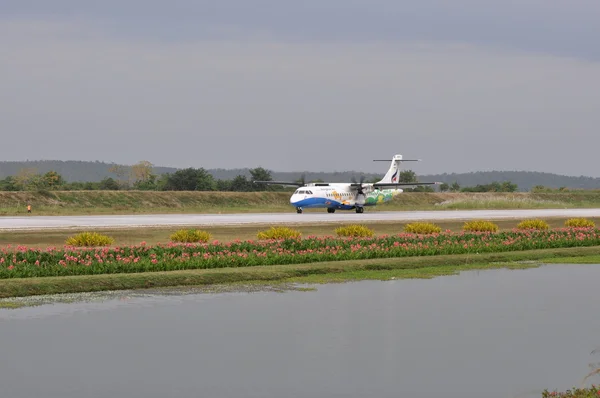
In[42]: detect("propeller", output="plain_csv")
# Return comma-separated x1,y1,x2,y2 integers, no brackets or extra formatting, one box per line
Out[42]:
350,175,368,206
351,175,367,194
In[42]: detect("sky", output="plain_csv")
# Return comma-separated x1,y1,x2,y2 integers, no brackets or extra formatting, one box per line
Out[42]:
1,1,599,176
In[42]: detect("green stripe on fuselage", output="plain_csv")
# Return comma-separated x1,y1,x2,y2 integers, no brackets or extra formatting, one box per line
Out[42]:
364,189,400,206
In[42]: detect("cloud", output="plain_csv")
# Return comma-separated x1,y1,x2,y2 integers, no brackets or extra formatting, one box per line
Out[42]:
2,19,600,176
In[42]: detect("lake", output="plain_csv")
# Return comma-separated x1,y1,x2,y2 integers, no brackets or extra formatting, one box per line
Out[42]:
1,264,600,398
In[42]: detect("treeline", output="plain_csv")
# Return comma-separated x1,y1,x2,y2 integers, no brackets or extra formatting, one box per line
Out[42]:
2,160,600,191
0,162,526,193
0,164,289,192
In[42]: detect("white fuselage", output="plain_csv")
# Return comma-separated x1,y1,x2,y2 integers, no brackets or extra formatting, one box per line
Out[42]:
290,183,402,210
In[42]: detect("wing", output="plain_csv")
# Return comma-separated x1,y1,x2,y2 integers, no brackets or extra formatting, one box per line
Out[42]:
372,182,441,188
253,180,304,187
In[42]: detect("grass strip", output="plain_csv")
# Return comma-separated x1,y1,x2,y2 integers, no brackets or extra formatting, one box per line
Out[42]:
1,245,599,299
3,191,600,216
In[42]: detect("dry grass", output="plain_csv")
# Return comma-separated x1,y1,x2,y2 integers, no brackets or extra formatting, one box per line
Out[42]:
2,191,600,216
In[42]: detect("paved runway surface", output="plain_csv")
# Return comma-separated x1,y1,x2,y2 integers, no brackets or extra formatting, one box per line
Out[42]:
1,209,600,230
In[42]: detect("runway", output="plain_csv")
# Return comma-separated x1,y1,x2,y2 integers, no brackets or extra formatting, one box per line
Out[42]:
1,208,600,231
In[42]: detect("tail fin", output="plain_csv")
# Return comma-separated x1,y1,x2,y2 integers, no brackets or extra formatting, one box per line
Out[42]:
374,154,420,184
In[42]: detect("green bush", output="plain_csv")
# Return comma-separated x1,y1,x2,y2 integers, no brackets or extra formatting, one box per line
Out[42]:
462,220,499,233
170,229,212,243
517,219,549,230
335,224,374,238
65,232,115,247
403,222,442,234
257,226,301,240
565,218,595,228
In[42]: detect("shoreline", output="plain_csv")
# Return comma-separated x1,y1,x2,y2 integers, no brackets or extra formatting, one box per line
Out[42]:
1,246,599,304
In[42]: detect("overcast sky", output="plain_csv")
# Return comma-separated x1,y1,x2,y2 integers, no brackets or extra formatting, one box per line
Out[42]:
1,1,599,176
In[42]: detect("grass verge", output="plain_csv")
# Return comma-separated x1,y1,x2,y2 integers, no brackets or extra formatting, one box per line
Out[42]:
3,191,600,216
1,246,598,300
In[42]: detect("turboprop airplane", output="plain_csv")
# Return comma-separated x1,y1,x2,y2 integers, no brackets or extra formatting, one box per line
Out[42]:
253,154,441,214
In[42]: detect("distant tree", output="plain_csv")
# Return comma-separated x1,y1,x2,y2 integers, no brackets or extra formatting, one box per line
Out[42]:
500,181,518,192
98,177,120,190
439,182,450,192
108,164,130,188
155,174,171,191
230,175,251,191
0,176,19,191
163,168,198,191
216,179,233,191
130,160,155,188
399,170,417,183
460,181,518,193
161,168,216,191
249,167,273,191
195,168,216,191
43,171,64,189
450,181,460,192
14,167,38,190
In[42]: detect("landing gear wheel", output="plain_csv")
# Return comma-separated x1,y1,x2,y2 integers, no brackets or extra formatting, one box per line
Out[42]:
296,207,303,214
327,208,335,213
355,207,364,213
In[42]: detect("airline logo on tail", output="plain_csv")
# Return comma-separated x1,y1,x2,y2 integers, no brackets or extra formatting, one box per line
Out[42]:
391,169,398,183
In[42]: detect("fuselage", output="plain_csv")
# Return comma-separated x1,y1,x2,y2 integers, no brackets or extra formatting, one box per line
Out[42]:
290,183,402,210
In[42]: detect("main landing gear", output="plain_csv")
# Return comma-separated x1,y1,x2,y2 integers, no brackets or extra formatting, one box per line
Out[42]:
327,208,336,213
355,207,364,213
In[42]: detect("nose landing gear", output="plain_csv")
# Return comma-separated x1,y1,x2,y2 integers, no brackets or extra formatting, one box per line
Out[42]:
296,207,303,214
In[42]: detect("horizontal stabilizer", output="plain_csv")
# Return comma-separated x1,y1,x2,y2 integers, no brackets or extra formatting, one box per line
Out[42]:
373,181,441,188
373,159,421,162
253,180,304,187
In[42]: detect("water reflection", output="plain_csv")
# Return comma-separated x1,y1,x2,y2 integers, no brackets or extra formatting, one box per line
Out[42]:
1,264,600,398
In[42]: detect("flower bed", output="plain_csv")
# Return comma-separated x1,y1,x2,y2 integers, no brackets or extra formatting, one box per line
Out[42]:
542,385,599,397
1,228,600,279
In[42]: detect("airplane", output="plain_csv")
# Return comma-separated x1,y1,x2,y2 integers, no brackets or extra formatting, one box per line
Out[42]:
253,154,441,214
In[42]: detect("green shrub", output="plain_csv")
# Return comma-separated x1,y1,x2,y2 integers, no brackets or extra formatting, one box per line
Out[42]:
565,218,595,228
335,224,374,238
257,226,301,240
65,232,115,247
403,222,442,234
170,229,212,243
517,219,550,230
462,220,499,233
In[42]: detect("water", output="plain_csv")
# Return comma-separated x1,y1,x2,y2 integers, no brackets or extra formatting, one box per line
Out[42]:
1,264,600,398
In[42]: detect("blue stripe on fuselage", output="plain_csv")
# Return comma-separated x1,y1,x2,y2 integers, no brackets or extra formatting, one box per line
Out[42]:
290,197,354,210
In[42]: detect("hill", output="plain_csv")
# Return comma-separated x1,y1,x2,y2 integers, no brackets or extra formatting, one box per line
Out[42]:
1,160,599,191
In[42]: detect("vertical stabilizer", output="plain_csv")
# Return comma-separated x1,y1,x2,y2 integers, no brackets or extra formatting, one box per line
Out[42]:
374,154,420,184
